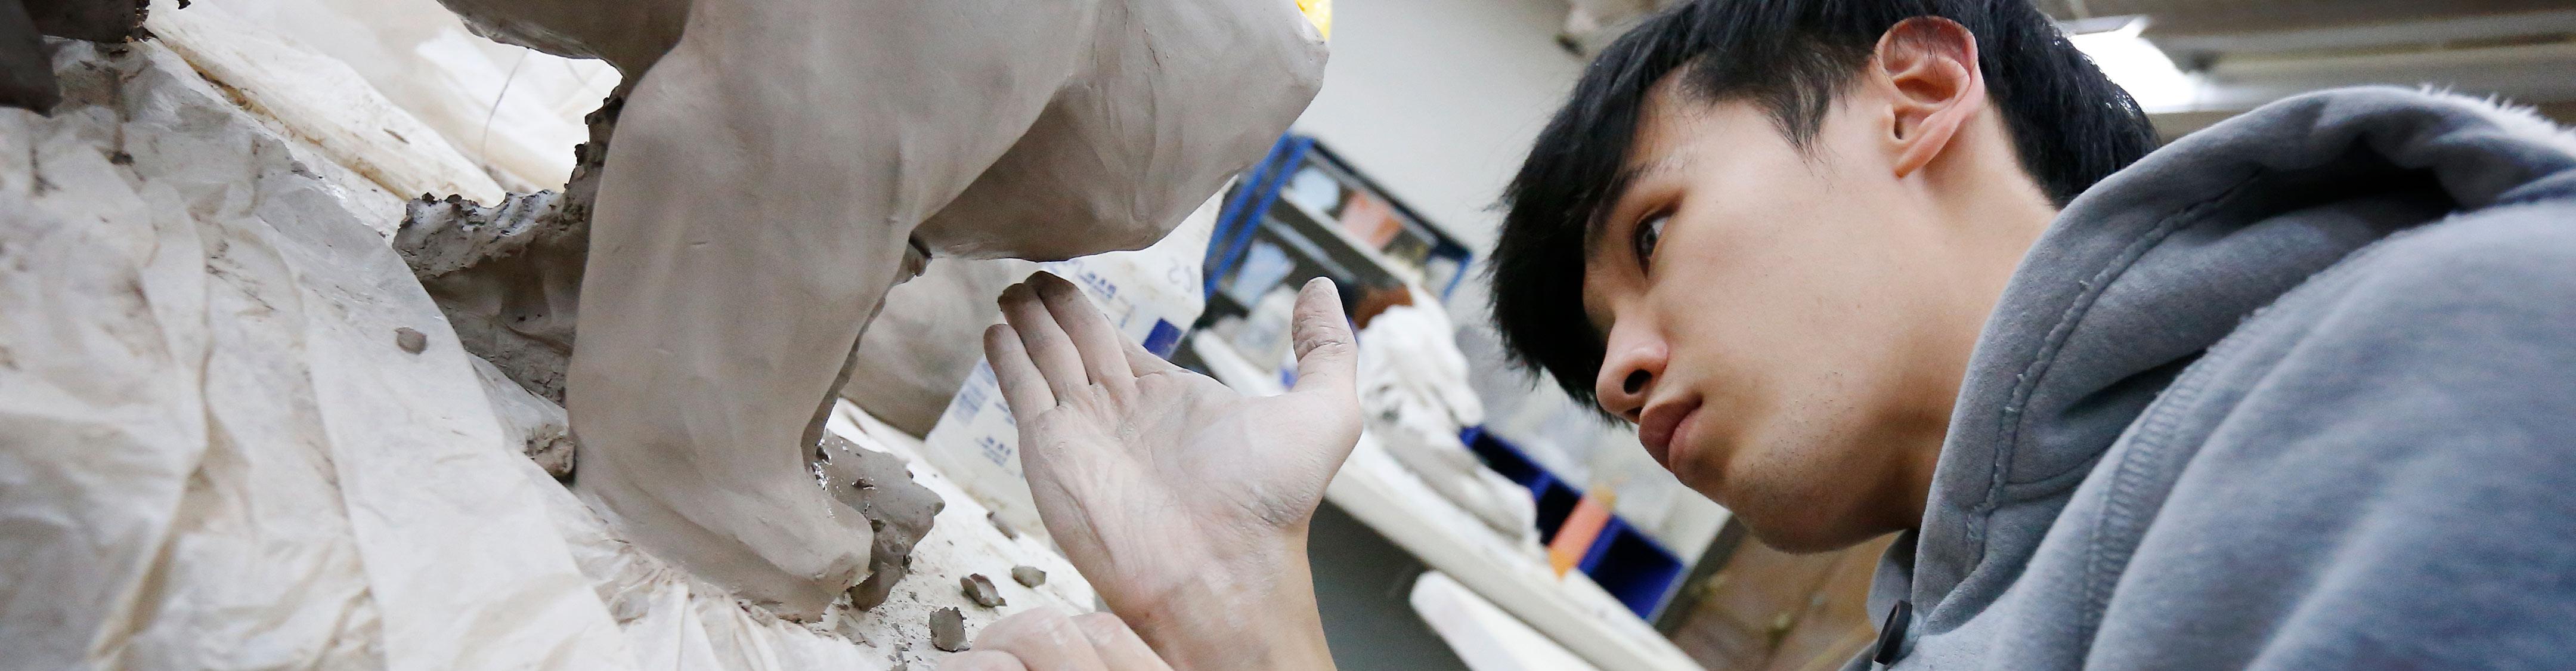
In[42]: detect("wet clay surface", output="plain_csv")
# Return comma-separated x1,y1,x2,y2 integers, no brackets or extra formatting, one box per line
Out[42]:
396,94,621,402
819,434,945,610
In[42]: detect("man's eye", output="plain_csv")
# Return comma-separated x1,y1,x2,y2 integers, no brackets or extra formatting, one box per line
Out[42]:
1633,214,1666,270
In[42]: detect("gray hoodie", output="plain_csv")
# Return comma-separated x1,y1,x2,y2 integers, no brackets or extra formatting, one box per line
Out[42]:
1858,86,2576,669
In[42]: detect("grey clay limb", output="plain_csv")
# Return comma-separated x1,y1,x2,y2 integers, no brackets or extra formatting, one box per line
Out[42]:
915,0,1326,259
561,0,1103,619
426,0,1322,621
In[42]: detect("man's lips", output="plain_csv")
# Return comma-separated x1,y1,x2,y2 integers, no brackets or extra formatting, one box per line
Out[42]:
1636,396,1701,469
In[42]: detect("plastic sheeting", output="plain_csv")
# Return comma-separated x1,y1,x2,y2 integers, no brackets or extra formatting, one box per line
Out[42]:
188,0,618,191
0,33,1098,670
0,39,633,669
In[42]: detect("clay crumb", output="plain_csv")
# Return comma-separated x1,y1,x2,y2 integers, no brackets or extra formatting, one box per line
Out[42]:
1010,565,1046,587
960,574,1006,608
987,511,1017,539
394,327,428,354
929,607,968,651
109,151,133,165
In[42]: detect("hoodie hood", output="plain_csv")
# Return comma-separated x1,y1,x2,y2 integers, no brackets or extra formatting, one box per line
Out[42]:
1898,85,2576,630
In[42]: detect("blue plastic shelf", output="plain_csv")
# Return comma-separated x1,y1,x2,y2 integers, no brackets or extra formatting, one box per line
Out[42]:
1459,427,1686,618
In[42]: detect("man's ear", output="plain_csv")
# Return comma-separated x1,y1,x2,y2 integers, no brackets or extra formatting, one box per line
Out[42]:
1871,17,1985,180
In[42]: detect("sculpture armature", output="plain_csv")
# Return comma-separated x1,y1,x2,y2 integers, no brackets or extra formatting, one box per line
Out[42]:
423,0,1326,619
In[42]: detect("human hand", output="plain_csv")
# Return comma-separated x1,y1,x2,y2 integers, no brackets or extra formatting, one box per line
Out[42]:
984,272,1358,669
939,609,1174,671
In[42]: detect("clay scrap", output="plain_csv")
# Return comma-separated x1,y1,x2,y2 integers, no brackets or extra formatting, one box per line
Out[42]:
929,607,968,652
819,433,946,610
394,327,429,354
1010,565,1046,588
959,574,1005,608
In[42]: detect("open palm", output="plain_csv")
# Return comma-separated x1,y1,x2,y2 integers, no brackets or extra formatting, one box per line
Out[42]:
984,273,1357,669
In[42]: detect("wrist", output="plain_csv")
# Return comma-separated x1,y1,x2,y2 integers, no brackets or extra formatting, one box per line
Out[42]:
1122,533,1333,669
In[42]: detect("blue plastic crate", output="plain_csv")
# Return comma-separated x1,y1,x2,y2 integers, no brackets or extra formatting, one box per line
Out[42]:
1459,426,1687,618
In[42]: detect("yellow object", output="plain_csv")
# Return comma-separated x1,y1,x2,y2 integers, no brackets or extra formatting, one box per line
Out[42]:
1297,0,1332,39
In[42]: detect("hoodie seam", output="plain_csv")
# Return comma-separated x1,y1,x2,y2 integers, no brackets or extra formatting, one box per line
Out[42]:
1967,174,2262,574
2076,348,2212,642
2069,205,2451,658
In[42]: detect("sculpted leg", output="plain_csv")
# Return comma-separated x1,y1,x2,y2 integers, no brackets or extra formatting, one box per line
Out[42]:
914,0,1327,259
562,0,1100,617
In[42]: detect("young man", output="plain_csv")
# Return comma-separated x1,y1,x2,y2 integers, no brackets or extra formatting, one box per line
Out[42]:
953,0,2576,668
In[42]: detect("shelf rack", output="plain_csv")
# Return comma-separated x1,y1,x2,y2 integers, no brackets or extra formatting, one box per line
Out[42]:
1202,135,1478,315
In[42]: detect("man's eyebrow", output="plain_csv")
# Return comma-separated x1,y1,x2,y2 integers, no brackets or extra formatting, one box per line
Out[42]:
1581,155,1684,252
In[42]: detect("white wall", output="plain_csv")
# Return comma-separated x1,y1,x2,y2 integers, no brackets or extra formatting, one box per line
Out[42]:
1291,0,1586,251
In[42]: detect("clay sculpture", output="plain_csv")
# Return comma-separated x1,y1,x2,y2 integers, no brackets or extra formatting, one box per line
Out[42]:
415,0,1325,620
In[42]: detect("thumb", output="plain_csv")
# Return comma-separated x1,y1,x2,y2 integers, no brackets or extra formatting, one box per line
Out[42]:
1286,277,1357,400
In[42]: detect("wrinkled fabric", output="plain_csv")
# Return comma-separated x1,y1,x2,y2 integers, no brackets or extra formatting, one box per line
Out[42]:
0,40,634,670
1862,87,2576,669
0,36,1106,670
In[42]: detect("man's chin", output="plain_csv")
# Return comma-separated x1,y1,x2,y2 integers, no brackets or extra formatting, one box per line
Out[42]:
1719,491,1889,555
1741,516,1880,554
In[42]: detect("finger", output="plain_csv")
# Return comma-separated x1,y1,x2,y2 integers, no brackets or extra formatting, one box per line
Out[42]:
984,324,1056,412
976,608,1110,671
940,651,1032,671
1030,272,1135,400
1116,333,1183,378
1286,277,1358,400
1000,281,1094,403
1071,613,1176,671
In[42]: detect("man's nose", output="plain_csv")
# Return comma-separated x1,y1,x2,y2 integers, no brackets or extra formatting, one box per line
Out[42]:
1594,332,1665,423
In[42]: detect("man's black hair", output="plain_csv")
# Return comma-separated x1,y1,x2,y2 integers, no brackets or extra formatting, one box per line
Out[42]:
1488,0,2156,410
